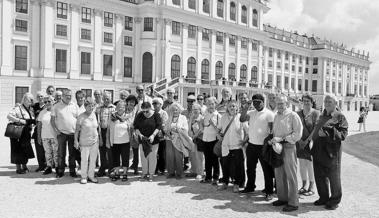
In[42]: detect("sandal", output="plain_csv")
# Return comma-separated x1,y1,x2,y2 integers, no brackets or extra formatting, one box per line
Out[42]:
304,190,315,196
298,188,307,195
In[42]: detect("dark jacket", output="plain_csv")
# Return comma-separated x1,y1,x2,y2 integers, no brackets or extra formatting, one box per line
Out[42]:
262,134,283,168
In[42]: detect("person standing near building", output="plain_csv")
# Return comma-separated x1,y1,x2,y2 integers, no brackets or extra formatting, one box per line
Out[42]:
216,87,233,115
152,97,168,175
267,93,277,112
188,103,205,180
75,90,86,114
96,91,116,177
114,90,129,106
182,95,196,173
240,94,275,201
196,94,207,114
93,90,103,108
33,91,47,172
51,89,79,178
296,94,320,197
163,88,176,111
312,94,348,210
357,107,367,132
54,91,62,104
46,85,55,96
271,95,303,212
74,98,99,184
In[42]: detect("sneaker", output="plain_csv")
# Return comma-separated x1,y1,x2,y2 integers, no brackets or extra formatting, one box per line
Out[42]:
240,188,254,194
217,183,228,191
272,200,288,206
80,178,87,184
185,173,197,178
148,174,153,182
88,178,98,183
43,167,52,175
200,179,211,184
195,175,203,181
282,205,298,212
314,199,327,206
265,194,274,201
232,185,240,193
96,170,106,177
56,172,64,178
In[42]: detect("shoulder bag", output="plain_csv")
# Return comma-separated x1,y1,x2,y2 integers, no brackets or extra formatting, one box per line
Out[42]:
213,115,235,157
4,106,26,139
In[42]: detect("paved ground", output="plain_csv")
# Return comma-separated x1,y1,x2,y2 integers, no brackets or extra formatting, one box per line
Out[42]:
0,111,378,218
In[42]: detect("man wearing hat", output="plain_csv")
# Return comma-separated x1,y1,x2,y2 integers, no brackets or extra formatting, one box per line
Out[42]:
152,97,168,175
181,95,196,174
163,88,176,111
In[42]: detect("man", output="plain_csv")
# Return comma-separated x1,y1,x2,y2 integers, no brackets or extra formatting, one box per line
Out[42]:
271,95,303,212
51,89,80,178
75,90,86,114
46,85,55,96
238,92,253,112
162,88,176,111
55,91,62,103
152,97,168,175
312,94,348,210
240,94,275,201
196,94,207,114
96,91,116,177
33,91,47,172
267,93,277,112
114,90,129,106
93,90,103,108
131,85,153,174
182,95,196,173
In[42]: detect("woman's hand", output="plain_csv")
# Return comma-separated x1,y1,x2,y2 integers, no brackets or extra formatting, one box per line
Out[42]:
318,129,327,137
74,141,79,150
148,135,155,143
19,119,27,125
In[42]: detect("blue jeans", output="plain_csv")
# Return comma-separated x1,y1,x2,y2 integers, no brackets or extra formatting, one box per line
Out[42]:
57,133,77,173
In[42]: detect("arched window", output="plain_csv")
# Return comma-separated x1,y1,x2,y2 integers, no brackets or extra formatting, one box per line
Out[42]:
187,57,196,79
240,64,247,80
252,9,258,27
171,55,181,79
172,0,180,6
215,61,223,80
241,5,247,24
201,59,210,83
142,52,153,83
228,63,236,80
251,66,258,81
230,2,236,21
217,0,224,17
203,0,210,13
188,0,196,9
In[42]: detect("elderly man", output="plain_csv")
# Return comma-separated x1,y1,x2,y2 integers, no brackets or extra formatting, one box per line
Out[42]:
267,93,277,112
46,85,55,96
311,94,348,210
96,91,116,177
162,88,176,111
182,95,196,173
93,90,103,108
51,89,80,178
33,91,47,172
152,97,168,175
114,90,129,106
271,95,303,212
75,90,86,114
55,91,62,103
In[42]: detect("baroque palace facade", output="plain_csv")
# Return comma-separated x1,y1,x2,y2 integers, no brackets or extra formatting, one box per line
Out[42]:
0,0,371,110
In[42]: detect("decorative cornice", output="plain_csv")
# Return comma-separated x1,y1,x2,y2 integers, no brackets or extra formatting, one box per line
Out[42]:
135,17,143,23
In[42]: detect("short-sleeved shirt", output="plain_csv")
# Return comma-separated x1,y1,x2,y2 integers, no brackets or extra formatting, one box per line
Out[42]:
76,112,98,147
51,101,78,134
202,110,222,142
133,112,162,144
37,109,56,139
96,104,116,129
247,108,274,145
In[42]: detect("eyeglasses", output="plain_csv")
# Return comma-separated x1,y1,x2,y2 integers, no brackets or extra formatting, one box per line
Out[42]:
252,100,263,103
152,102,158,105
137,89,144,92
197,98,204,101
44,100,52,104
142,110,149,113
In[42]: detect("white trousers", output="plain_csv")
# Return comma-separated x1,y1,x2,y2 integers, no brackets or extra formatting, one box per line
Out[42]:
80,144,98,179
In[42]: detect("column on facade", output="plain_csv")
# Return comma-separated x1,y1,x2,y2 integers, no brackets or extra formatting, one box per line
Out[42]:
335,61,340,96
0,0,13,75
247,4,252,28
225,0,230,22
235,36,241,81
272,49,277,89
30,0,41,77
224,33,230,79
198,0,203,14
196,27,203,83
69,5,80,79
281,51,285,91
134,17,143,82
93,9,102,80
246,39,252,82
210,29,216,80
258,42,265,86
163,19,172,80
294,55,299,94
236,2,241,25
210,0,215,18
40,0,55,78
181,23,189,78
322,58,327,93
114,14,123,82
156,18,164,80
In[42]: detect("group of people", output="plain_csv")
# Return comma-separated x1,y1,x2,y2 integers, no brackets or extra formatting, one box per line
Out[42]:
7,85,348,212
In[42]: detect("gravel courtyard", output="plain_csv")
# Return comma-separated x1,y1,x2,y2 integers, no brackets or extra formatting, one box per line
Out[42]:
0,111,378,218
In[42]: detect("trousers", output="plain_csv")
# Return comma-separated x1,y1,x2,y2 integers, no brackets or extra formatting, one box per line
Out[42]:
42,138,58,168
165,140,184,176
140,144,158,175
80,144,98,179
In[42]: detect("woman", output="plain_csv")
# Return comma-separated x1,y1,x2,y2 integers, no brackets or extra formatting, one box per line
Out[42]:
37,95,57,175
74,98,99,184
201,97,222,185
33,91,47,172
7,93,36,174
217,100,246,192
358,107,367,132
107,101,133,181
188,103,204,180
296,94,320,196
311,94,348,210
216,87,232,115
133,102,162,182
165,102,191,179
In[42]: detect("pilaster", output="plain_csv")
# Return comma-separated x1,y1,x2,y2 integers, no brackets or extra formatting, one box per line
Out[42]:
114,14,123,82
93,9,103,80
69,5,80,79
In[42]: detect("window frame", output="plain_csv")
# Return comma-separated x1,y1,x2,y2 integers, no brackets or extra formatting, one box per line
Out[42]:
80,28,91,40
16,0,28,14
15,19,28,32
124,36,132,46
55,49,67,73
217,0,224,18
104,12,114,28
56,2,68,19
81,7,91,23
103,54,113,76
124,16,133,31
144,17,154,32
56,24,68,37
230,2,236,21
172,21,181,35
241,5,247,24
188,25,197,39
103,32,113,44
15,86,29,104
123,57,133,77
15,45,27,71
80,52,91,75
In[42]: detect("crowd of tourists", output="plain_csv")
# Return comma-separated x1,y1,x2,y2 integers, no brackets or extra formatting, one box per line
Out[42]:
6,85,348,212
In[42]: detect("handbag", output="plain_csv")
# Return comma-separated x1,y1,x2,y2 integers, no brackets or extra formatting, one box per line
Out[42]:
129,129,139,149
213,115,236,157
4,106,26,139
296,110,314,161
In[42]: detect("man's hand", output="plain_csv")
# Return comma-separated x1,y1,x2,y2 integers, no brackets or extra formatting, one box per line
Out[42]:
74,141,79,150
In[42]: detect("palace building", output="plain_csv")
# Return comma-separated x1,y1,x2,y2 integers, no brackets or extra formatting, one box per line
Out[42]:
0,0,371,110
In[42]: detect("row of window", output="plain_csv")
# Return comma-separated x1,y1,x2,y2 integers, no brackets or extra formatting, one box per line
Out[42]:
172,0,259,27
267,48,316,65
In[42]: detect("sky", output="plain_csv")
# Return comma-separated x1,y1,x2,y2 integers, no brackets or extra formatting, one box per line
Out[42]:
263,0,379,95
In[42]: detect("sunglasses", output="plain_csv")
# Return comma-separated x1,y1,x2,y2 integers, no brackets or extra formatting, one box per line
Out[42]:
197,98,204,101
137,89,144,92
252,100,263,103
142,110,149,113
44,100,52,103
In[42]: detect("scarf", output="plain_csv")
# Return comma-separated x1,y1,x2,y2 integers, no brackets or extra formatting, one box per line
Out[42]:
110,112,127,122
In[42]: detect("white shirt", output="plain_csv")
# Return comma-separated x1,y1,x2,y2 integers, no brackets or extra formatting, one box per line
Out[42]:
218,113,246,156
113,121,130,144
202,110,222,142
37,109,56,139
247,108,275,145
77,104,86,115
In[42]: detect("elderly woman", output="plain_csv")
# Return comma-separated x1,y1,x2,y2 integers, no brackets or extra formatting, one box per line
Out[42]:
217,100,246,192
37,95,57,175
33,91,47,172
133,102,162,182
165,102,191,179
311,94,348,210
152,97,169,175
74,98,99,184
297,94,320,196
107,101,134,182
216,87,232,115
54,90,62,103
188,103,204,180
201,97,222,185
7,93,36,174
